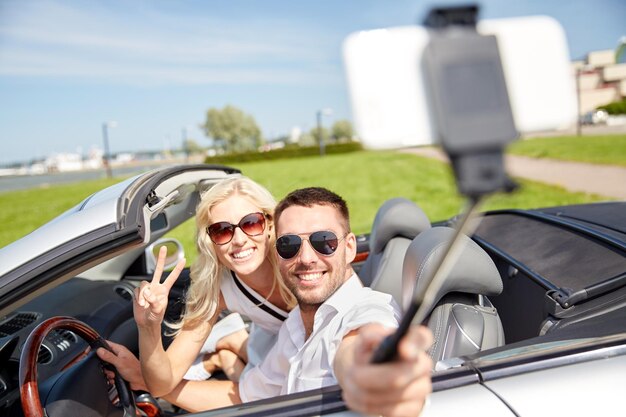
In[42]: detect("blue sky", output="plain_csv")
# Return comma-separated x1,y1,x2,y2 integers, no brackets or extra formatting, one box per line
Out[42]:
0,0,624,165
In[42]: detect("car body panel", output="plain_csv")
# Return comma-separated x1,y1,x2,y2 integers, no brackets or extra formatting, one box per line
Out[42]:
485,354,626,415
423,384,514,417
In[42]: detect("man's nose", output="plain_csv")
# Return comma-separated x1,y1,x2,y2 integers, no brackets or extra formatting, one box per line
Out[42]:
297,239,318,264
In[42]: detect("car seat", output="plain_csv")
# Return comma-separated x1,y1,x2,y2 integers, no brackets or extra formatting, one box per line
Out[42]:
358,197,431,305
402,226,505,364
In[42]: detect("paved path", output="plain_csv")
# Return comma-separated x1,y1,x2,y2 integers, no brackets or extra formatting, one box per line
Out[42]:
401,147,626,200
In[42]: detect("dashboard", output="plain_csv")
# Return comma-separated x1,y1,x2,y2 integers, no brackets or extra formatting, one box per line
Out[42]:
0,277,138,414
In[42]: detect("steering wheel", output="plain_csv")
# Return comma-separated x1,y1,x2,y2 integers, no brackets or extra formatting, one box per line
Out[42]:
19,316,137,417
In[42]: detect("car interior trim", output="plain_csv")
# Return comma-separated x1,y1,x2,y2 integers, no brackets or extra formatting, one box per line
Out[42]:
486,209,626,253
194,384,347,417
119,164,240,231
120,166,241,246
560,272,626,307
479,209,626,308
431,364,481,391
471,236,558,292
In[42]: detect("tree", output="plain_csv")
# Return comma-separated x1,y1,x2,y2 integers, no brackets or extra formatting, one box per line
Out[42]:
331,119,354,142
598,98,626,115
183,138,204,154
202,105,263,152
309,126,330,144
298,131,317,147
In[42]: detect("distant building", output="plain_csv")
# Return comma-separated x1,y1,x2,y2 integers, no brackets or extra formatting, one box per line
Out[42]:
84,147,104,170
45,153,83,172
26,148,106,174
113,153,134,165
289,126,302,144
28,163,46,175
573,49,626,115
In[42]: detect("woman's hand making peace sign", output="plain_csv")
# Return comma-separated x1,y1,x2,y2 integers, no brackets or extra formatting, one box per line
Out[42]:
133,246,187,329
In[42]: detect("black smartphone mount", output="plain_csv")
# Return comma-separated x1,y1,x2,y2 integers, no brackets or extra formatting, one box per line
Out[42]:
424,4,518,198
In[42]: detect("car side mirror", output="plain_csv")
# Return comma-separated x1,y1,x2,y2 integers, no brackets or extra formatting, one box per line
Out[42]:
145,238,185,274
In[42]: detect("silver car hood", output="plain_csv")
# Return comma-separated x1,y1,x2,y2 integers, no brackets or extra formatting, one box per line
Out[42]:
0,164,240,316
0,177,135,278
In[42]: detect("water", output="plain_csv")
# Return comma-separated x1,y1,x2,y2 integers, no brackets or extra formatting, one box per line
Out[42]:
0,166,158,193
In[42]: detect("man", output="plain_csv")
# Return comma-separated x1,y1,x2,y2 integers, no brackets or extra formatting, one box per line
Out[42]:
240,186,433,416
99,187,433,417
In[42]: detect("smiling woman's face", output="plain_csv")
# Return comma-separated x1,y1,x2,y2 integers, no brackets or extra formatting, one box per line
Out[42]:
209,194,272,278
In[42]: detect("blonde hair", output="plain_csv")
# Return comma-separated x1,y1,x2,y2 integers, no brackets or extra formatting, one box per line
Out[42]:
170,176,296,333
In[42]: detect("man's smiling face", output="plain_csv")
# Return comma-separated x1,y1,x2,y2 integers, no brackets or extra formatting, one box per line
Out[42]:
275,203,356,311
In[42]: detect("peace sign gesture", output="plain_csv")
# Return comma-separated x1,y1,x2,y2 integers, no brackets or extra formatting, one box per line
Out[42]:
133,246,187,329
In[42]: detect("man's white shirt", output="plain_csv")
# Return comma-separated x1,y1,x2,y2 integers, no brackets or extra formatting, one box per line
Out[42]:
239,274,401,402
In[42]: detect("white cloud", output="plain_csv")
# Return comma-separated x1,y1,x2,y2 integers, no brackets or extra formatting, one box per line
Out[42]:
0,45,341,86
0,0,342,85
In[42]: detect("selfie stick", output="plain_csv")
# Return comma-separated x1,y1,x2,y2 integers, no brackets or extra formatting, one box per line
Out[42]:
372,4,518,364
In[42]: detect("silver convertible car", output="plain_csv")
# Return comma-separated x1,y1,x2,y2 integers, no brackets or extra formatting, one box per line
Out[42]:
1,164,625,417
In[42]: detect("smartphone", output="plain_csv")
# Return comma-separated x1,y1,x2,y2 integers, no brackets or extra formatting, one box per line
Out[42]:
343,16,577,150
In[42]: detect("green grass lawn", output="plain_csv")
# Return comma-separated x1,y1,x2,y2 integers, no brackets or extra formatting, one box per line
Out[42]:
163,151,607,264
508,134,626,166
0,151,608,265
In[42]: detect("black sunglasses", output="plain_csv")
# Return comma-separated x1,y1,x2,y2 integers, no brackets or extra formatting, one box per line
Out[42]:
207,212,267,245
275,230,346,260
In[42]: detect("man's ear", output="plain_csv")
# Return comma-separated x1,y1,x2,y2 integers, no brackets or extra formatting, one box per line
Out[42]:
344,232,357,264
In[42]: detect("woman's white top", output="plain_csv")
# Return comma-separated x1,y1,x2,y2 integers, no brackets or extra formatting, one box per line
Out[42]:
220,269,289,368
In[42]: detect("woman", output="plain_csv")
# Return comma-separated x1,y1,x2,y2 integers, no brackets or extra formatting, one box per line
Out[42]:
133,176,296,396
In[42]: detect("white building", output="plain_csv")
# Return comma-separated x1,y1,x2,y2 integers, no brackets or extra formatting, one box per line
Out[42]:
573,49,626,115
45,153,83,172
83,147,104,170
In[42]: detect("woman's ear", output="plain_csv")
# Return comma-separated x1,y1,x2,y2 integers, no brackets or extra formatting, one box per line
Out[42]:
267,214,274,229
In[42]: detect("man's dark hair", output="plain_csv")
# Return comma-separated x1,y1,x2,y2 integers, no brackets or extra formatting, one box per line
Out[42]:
275,187,350,232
